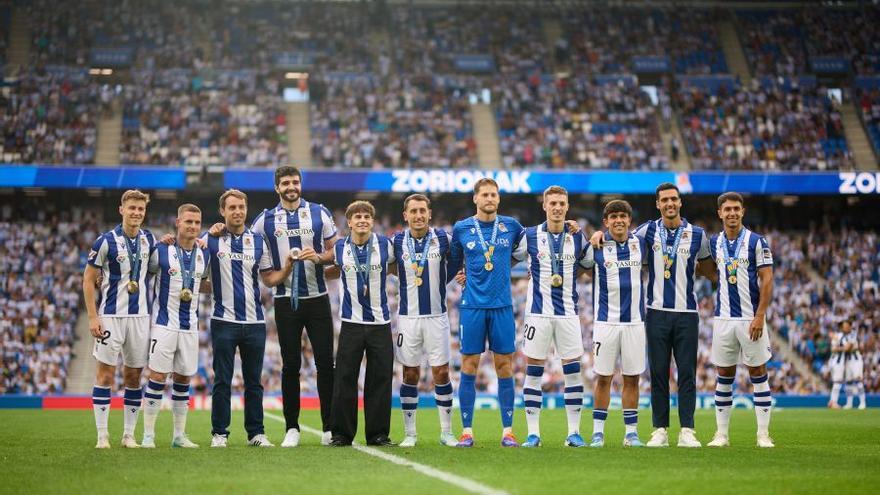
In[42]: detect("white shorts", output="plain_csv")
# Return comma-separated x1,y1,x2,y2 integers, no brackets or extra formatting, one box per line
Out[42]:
831,356,864,382
592,321,646,376
147,326,199,376
521,315,584,361
395,315,451,368
711,319,772,368
93,316,150,369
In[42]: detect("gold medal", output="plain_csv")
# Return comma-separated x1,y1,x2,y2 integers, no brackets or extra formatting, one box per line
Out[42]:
663,255,672,268
664,270,671,279
484,262,494,271
550,274,563,288
414,277,423,287
180,288,193,302
728,275,737,285
127,280,139,294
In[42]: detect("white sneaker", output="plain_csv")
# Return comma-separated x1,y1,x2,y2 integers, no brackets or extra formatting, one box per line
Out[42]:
399,435,418,448
439,431,459,447
248,434,275,447
121,434,140,448
171,434,199,448
210,434,228,448
281,428,300,448
95,433,110,449
858,403,867,410
707,431,729,447
843,403,853,410
141,434,156,449
646,428,669,447
677,428,702,448
321,431,332,446
757,432,775,448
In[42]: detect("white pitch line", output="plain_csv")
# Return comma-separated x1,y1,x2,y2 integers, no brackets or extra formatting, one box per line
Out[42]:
264,412,508,495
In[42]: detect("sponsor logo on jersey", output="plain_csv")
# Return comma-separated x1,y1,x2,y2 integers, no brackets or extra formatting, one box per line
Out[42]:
275,228,314,238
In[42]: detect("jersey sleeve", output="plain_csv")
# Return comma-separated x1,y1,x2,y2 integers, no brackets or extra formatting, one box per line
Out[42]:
697,229,712,260
510,219,525,250
447,224,463,276
639,236,649,264
579,244,595,269
332,240,344,267
259,238,274,272
511,230,528,262
385,237,396,264
200,248,211,279
320,205,337,240
88,235,108,268
633,221,650,240
148,248,160,274
755,236,774,267
144,229,157,253
250,210,267,236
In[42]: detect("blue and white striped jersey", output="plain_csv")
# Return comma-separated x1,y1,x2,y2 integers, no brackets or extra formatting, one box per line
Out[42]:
831,331,861,362
512,223,590,317
392,228,452,317
149,243,210,331
204,229,273,324
88,225,156,317
711,228,773,320
581,232,647,323
251,199,336,299
333,234,395,325
634,218,711,313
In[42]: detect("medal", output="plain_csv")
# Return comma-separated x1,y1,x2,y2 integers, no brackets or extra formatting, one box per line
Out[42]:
175,244,197,304
719,228,746,286
123,229,142,295
545,227,566,290
472,216,499,275
551,274,563,287
664,270,671,279
405,228,433,290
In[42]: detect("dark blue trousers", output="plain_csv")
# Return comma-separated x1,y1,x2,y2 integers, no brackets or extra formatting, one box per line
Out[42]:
646,309,699,429
210,319,266,439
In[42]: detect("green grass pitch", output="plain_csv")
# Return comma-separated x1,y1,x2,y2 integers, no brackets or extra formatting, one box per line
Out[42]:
2,408,878,494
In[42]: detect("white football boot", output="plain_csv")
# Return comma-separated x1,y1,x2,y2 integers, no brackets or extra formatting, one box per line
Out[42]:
756,432,775,448
120,434,140,448
399,435,418,448
707,431,729,447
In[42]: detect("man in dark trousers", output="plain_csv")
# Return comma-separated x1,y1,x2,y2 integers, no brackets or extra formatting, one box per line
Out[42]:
323,201,396,447
212,167,338,446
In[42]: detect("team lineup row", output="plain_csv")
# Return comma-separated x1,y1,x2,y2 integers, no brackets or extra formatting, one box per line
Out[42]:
83,165,830,450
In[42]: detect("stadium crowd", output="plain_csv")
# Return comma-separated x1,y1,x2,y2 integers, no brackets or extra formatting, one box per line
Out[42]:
676,81,853,171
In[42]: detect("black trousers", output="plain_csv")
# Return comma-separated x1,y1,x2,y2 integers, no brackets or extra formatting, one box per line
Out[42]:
210,319,266,439
646,308,699,429
331,321,393,443
274,295,335,432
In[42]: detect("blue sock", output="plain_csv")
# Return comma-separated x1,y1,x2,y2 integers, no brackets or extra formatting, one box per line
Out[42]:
498,377,515,428
459,372,476,429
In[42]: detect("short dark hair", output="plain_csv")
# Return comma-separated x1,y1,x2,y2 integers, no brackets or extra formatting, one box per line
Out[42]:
473,178,499,195
345,200,375,220
717,191,744,209
403,194,431,211
274,166,302,186
655,182,680,200
603,199,633,219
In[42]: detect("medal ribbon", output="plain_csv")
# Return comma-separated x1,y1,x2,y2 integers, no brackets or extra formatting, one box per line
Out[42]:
347,235,373,295
721,228,746,277
658,220,685,269
175,244,196,292
406,228,433,281
545,226,565,279
124,230,142,284
472,216,499,267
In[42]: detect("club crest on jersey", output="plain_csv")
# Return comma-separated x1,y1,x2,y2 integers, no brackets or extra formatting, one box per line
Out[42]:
168,267,180,277
466,241,476,250
653,244,661,251
604,261,614,269
116,254,127,263
244,237,252,246
537,251,548,260
300,210,309,218
682,231,689,239
498,223,508,232
274,229,285,238
630,241,639,250
217,251,228,259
